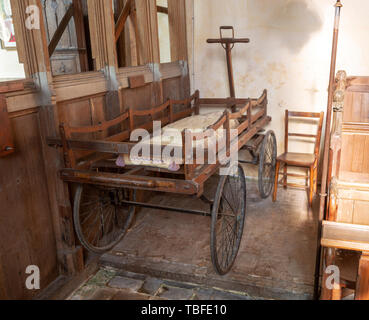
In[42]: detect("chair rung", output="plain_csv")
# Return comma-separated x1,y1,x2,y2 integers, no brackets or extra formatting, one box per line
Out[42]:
288,133,317,138
278,182,308,190
277,172,309,179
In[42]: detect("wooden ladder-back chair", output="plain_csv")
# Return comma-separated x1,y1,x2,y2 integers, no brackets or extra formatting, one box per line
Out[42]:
273,110,324,207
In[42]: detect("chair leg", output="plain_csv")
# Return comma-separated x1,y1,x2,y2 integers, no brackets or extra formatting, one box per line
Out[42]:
309,166,314,207
306,168,309,187
283,164,288,189
273,161,281,202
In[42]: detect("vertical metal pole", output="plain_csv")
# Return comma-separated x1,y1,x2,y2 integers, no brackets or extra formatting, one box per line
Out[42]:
314,0,343,300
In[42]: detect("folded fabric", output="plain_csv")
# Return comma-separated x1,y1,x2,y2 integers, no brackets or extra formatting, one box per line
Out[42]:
116,111,239,171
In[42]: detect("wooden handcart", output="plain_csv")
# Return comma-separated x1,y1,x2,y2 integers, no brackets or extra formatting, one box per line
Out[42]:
48,90,276,275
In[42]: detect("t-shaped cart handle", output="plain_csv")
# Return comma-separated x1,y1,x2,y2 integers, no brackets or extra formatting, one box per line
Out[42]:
207,26,250,101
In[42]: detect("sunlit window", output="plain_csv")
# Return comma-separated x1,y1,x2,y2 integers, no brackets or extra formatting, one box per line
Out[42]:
0,0,25,82
157,0,171,63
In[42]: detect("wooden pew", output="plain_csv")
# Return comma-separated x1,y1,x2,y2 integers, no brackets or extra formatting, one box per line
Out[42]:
321,221,369,300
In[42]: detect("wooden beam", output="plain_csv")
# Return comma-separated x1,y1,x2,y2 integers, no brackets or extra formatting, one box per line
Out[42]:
48,4,74,57
115,0,132,43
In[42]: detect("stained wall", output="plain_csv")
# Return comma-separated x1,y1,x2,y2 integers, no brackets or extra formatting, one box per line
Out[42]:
187,0,369,177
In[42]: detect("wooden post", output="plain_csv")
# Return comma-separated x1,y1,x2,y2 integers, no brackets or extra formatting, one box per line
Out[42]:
355,252,369,300
168,0,188,61
135,0,160,64
315,0,343,300
320,247,337,300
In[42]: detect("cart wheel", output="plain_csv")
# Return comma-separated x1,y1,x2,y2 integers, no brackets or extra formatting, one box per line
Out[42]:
73,184,135,254
210,164,246,275
258,131,277,199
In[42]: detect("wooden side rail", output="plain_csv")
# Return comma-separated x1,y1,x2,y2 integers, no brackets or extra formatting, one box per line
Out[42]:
60,168,199,195
129,100,173,129
321,221,369,252
198,89,267,108
64,111,130,134
49,91,269,175
59,110,131,168
130,91,200,129
288,111,323,119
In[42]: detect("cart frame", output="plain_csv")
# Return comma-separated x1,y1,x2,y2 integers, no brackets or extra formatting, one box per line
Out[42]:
48,89,275,275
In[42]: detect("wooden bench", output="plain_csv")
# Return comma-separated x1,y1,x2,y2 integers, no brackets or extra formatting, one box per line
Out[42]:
321,221,369,300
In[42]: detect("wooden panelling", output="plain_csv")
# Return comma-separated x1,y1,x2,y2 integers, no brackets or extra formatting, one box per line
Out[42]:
343,91,369,123
57,94,110,162
335,185,369,226
1,0,191,301
58,94,107,126
120,82,163,112
162,75,190,101
336,199,354,224
0,111,58,299
340,133,369,176
353,201,369,226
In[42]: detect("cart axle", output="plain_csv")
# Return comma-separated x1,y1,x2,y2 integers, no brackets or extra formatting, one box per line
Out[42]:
121,200,235,218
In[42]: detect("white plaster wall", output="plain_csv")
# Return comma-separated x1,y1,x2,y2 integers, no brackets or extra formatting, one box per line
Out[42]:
0,46,25,80
187,0,369,177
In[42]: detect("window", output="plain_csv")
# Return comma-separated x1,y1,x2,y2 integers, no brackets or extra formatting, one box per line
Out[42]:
0,0,25,82
156,0,171,63
113,0,141,68
42,0,94,76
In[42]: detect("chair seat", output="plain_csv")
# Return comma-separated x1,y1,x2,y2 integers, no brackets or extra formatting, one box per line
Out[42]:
277,152,316,167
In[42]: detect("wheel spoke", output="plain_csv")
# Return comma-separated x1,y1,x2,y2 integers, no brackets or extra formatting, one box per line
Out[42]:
212,165,246,274
259,132,276,198
75,186,135,253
